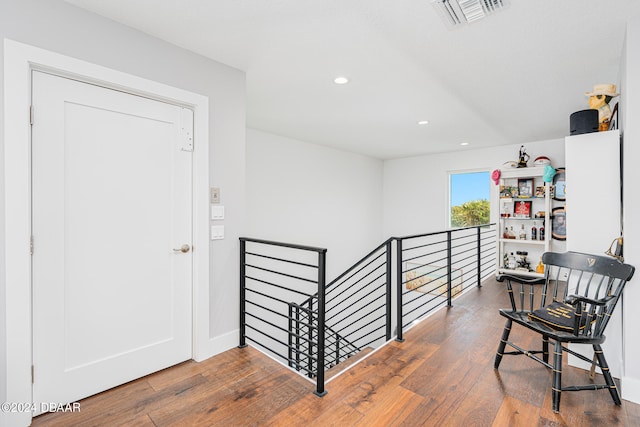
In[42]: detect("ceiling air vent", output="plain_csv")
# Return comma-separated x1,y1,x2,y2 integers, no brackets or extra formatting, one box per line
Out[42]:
432,0,509,28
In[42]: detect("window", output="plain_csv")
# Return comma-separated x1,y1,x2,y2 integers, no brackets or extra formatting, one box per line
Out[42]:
449,171,490,228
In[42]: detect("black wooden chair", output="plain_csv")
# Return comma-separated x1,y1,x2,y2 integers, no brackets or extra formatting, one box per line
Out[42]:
494,251,635,413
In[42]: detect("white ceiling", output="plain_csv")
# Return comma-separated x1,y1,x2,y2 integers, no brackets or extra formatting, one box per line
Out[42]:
66,0,640,159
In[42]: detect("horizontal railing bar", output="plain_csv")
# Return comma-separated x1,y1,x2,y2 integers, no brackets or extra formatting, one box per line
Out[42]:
480,246,495,255
240,237,327,253
245,311,305,339
245,299,290,320
246,275,315,297
326,251,387,295
451,245,477,257
246,264,319,285
245,251,319,269
334,302,386,334
397,223,495,242
344,319,387,343
452,256,479,272
402,270,449,294
326,259,387,301
402,238,448,254
245,324,301,353
326,240,391,289
353,333,387,350
480,258,496,266
327,280,387,320
402,291,445,314
403,299,448,327
246,287,297,307
402,253,449,272
326,271,386,314
402,288,446,313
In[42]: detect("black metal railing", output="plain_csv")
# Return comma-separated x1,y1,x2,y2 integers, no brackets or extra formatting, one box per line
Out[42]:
395,224,497,341
239,237,328,396
239,223,496,396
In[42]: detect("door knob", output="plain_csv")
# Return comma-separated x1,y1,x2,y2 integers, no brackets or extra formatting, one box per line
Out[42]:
173,244,191,253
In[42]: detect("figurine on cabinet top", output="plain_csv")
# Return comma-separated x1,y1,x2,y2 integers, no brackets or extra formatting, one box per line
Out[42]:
585,83,619,131
517,145,529,168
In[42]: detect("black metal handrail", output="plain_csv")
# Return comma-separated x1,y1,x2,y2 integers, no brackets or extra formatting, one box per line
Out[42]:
395,225,497,341
239,237,328,396
239,224,497,397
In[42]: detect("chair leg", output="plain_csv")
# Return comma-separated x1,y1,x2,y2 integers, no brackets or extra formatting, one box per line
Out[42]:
594,344,622,406
552,340,563,413
542,336,549,363
495,319,512,369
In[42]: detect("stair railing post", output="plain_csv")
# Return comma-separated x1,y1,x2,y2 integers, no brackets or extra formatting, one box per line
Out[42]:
239,238,247,348
307,301,314,378
447,231,453,307
295,304,301,371
314,250,328,397
477,226,482,288
396,238,405,342
287,303,293,368
385,240,392,341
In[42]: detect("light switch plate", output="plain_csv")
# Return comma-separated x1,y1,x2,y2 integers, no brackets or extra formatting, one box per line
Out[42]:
211,225,224,240
211,205,225,220
210,187,220,204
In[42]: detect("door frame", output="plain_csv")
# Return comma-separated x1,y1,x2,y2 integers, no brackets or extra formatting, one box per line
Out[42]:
4,39,210,426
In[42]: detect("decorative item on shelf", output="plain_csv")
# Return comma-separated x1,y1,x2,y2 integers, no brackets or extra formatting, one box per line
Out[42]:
535,186,545,198
517,145,530,168
513,200,532,218
539,222,545,240
500,185,517,198
491,169,501,185
508,252,516,269
517,178,533,198
531,222,538,240
552,168,566,201
536,258,545,274
551,207,566,241
570,109,599,135
534,211,545,219
502,160,518,169
519,224,527,240
500,202,511,218
543,165,556,183
533,156,551,167
585,83,620,132
515,251,530,271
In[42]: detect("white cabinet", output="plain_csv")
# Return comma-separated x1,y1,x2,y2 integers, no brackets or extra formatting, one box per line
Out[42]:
495,166,551,278
565,130,621,253
565,129,622,377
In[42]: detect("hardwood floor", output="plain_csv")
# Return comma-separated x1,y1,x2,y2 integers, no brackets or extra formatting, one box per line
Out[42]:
32,278,640,426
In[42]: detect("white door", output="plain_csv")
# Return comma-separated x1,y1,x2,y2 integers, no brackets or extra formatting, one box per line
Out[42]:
31,71,193,410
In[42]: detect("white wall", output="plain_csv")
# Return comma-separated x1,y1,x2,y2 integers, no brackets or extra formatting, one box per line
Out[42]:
383,140,566,238
246,129,384,280
621,14,640,404
0,0,245,409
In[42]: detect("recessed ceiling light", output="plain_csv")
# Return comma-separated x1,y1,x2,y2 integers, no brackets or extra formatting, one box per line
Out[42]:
417,120,429,125
334,76,349,85
460,142,469,146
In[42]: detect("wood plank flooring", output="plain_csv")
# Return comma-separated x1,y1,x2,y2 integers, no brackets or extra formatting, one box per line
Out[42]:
32,278,640,426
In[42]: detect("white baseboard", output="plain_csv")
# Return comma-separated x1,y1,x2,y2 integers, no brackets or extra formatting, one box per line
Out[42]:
194,329,239,362
622,376,640,404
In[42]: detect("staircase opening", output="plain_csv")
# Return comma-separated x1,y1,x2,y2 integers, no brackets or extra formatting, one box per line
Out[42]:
239,224,497,396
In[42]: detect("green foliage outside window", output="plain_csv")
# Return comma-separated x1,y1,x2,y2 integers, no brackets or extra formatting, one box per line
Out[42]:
451,199,490,227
